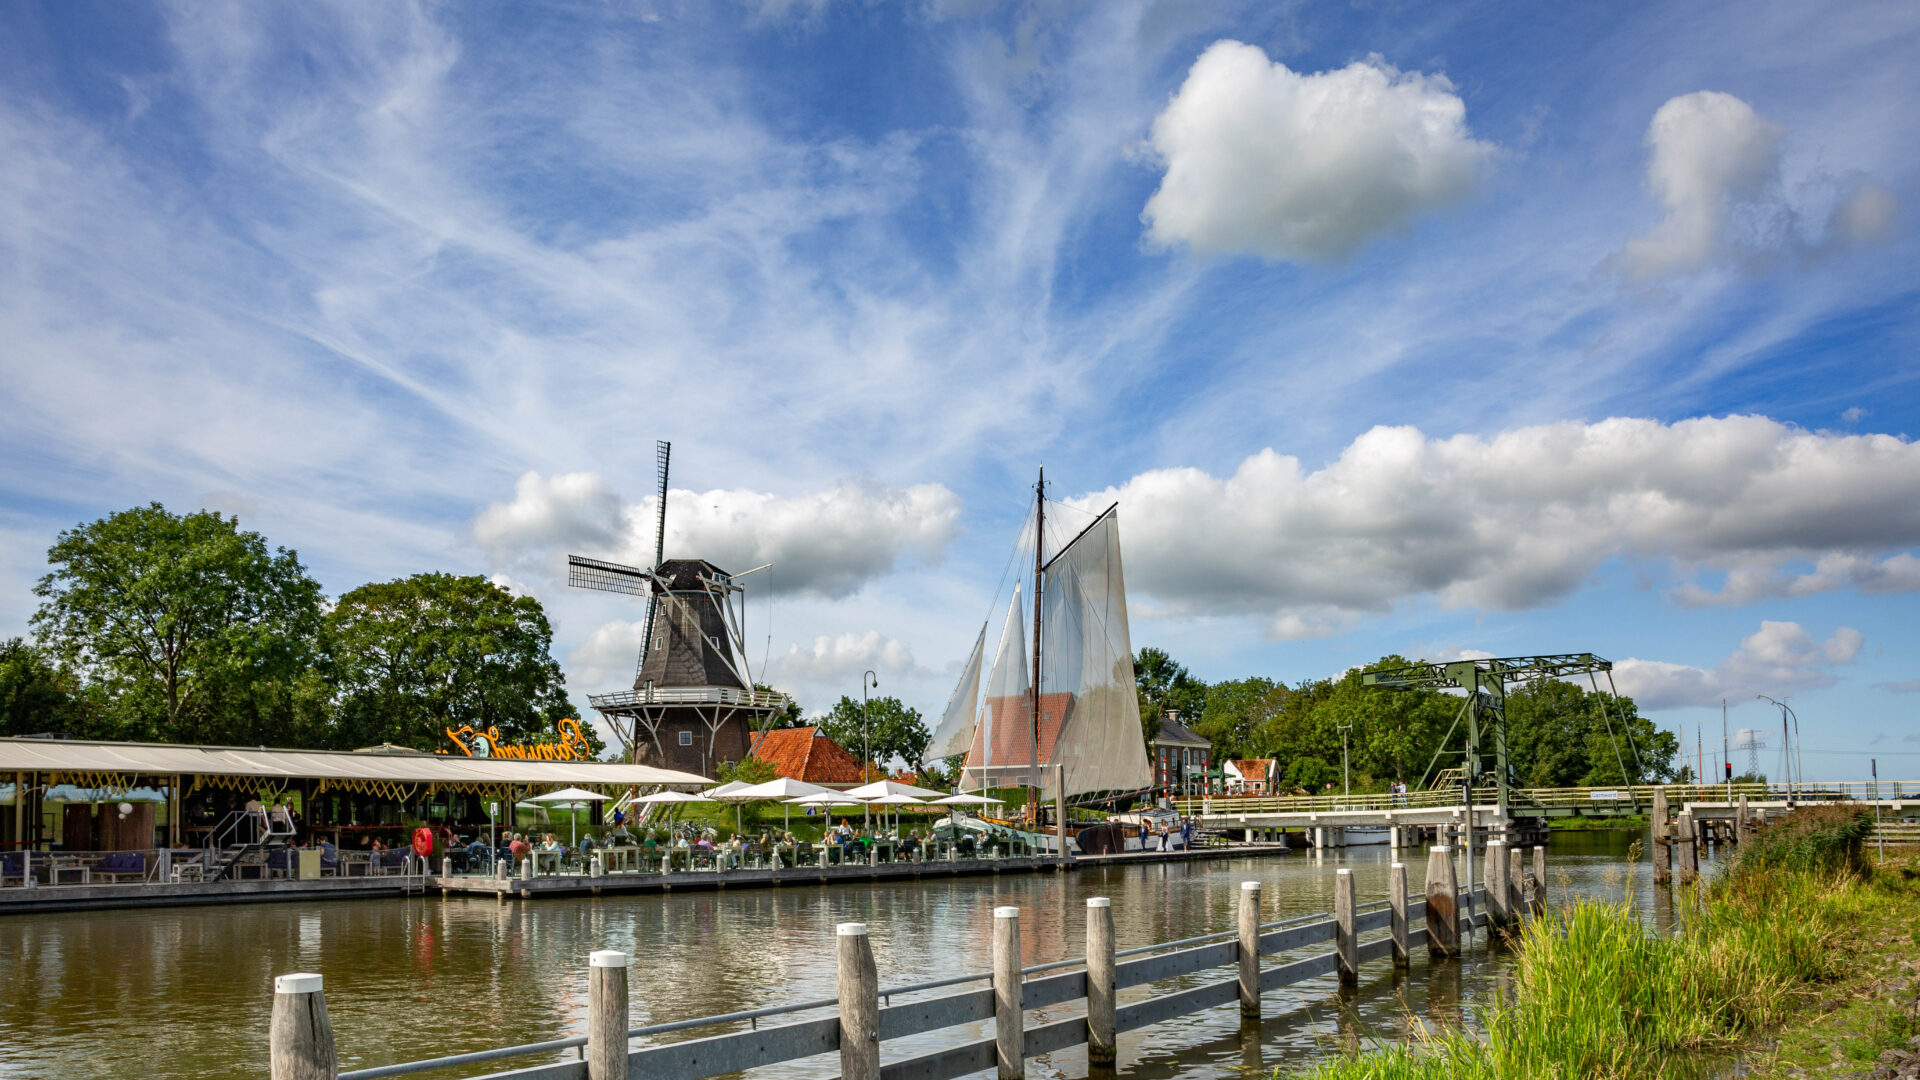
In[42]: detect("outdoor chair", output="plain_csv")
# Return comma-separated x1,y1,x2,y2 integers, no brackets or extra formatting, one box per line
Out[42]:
0,852,24,886
93,851,148,882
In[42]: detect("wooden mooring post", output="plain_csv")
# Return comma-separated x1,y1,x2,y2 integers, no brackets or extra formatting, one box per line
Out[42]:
1676,809,1699,884
1425,845,1459,957
1389,862,1410,969
993,906,1023,1080
1737,793,1751,843
589,950,629,1080
269,973,336,1080
1335,868,1358,985
1507,846,1525,925
1531,844,1547,916
1086,898,1116,1067
1652,786,1671,885
1238,881,1262,1014
837,924,879,1080
1484,840,1509,932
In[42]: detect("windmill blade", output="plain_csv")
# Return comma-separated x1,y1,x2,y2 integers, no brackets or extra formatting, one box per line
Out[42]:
568,555,656,597
640,440,671,680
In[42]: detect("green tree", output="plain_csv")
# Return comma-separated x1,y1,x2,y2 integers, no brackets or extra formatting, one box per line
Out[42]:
1194,677,1285,763
755,683,805,727
0,637,98,738
325,573,583,752
818,695,930,771
1504,680,1675,786
1135,646,1208,744
31,504,323,743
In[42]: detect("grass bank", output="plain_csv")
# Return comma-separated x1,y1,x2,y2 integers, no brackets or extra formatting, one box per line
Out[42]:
1288,806,1915,1079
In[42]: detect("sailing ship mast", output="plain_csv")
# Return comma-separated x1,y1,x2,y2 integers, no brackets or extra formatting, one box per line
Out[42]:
1030,466,1044,815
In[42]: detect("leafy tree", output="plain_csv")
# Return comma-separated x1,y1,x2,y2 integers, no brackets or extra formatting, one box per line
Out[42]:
818,695,930,770
1504,679,1675,786
1194,677,1285,763
31,504,323,743
326,573,584,752
0,637,98,738
1135,646,1207,744
719,756,778,784
755,684,805,727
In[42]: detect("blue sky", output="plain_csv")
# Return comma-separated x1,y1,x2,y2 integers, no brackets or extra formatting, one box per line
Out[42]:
1,1,1917,778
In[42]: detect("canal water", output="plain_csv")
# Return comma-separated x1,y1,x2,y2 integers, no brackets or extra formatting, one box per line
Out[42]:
0,833,1691,1080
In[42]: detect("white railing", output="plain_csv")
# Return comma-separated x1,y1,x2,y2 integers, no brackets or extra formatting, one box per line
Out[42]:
588,686,791,710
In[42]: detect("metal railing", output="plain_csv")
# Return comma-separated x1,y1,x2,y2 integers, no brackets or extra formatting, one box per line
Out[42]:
1182,780,1917,817
587,686,792,710
309,876,1500,1080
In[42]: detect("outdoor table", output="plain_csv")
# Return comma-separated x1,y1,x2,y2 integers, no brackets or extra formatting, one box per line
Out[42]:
50,858,90,885
532,850,563,875
604,847,637,873
666,847,691,872
872,841,895,864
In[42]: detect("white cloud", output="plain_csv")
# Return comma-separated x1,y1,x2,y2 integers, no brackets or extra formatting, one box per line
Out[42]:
1611,620,1862,710
475,474,963,599
1676,552,1920,607
1068,415,1920,636
1731,728,1768,751
1141,42,1492,261
1875,679,1920,694
566,619,646,692
1617,91,1895,278
765,631,923,714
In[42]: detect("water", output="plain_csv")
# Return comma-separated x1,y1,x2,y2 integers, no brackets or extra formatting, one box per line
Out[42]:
0,833,1696,1080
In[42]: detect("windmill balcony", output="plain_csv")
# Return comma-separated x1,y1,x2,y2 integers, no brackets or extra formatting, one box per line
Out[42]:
588,686,792,711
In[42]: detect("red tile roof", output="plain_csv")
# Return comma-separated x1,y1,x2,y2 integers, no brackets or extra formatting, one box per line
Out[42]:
748,726,866,785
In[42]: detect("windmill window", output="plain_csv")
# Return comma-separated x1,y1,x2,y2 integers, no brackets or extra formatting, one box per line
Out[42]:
678,731,693,746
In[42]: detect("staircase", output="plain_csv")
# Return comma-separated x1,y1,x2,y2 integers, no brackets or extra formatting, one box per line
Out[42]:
203,808,297,882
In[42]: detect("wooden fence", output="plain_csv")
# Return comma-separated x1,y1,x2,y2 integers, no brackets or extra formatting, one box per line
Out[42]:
267,841,1553,1080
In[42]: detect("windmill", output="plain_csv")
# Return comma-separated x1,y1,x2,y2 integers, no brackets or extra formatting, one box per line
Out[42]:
567,440,789,775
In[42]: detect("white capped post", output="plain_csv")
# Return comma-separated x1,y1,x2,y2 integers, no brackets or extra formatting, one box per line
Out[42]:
993,906,1024,1080
270,973,336,1080
588,951,630,1080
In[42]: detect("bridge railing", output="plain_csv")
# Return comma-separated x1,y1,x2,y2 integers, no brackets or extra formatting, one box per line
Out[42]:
1183,781,1916,817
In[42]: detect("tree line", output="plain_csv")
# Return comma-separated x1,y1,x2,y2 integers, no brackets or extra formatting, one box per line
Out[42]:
1135,647,1680,792
2,504,588,754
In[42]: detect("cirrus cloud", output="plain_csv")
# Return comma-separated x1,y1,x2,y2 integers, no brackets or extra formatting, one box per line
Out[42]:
1141,42,1493,262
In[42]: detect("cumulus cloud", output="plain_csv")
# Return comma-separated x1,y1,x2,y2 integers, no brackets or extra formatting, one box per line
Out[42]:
1617,91,1895,278
764,631,925,714
1875,679,1920,694
1611,621,1862,710
1141,42,1492,261
1067,415,1920,637
566,619,647,691
475,473,963,598
1676,552,1920,607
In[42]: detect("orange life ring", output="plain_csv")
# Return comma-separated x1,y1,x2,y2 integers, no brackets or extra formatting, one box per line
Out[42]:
411,827,434,858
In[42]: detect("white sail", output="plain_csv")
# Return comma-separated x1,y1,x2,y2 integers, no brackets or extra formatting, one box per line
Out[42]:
1039,507,1152,797
962,584,1029,790
927,622,985,762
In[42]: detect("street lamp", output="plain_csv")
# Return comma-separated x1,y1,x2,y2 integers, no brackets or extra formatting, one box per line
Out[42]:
1338,721,1353,806
1756,695,1798,805
862,670,878,830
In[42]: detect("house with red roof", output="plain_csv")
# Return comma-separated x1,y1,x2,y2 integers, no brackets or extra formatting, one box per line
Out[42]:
747,726,866,786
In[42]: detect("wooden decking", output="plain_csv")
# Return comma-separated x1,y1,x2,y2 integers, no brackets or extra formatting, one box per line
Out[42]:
0,843,1290,915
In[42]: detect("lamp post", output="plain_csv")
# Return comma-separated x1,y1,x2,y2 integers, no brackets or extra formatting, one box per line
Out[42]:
1338,721,1353,807
1757,695,1797,805
862,670,878,831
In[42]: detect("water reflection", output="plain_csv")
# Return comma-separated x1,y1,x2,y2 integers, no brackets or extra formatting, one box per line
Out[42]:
0,833,1665,1079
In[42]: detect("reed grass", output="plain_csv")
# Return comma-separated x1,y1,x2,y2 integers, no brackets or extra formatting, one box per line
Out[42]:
1287,808,1876,1080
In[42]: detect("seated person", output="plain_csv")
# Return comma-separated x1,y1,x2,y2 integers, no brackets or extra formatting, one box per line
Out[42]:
466,837,491,867
898,832,919,856
508,833,531,865
579,832,599,855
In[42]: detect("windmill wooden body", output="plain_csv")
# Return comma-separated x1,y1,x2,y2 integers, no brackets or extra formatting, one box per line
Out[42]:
568,442,788,775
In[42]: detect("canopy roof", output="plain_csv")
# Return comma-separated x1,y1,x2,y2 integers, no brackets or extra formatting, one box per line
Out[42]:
0,738,711,789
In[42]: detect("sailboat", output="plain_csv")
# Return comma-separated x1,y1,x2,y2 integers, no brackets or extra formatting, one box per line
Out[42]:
926,469,1153,818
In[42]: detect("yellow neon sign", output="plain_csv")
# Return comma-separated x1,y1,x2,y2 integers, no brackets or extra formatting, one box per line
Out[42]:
443,718,593,761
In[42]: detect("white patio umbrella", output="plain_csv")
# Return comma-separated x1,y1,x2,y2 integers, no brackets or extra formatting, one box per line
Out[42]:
528,787,611,849
863,792,926,835
787,790,866,837
734,778,835,832
703,780,761,834
629,790,710,833
846,779,947,800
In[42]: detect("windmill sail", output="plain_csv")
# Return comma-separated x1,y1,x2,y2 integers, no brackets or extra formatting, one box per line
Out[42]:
927,622,986,762
1039,507,1151,796
962,585,1030,791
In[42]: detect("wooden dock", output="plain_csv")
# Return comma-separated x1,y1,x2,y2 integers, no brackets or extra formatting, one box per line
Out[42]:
0,844,1290,915
267,843,1534,1080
